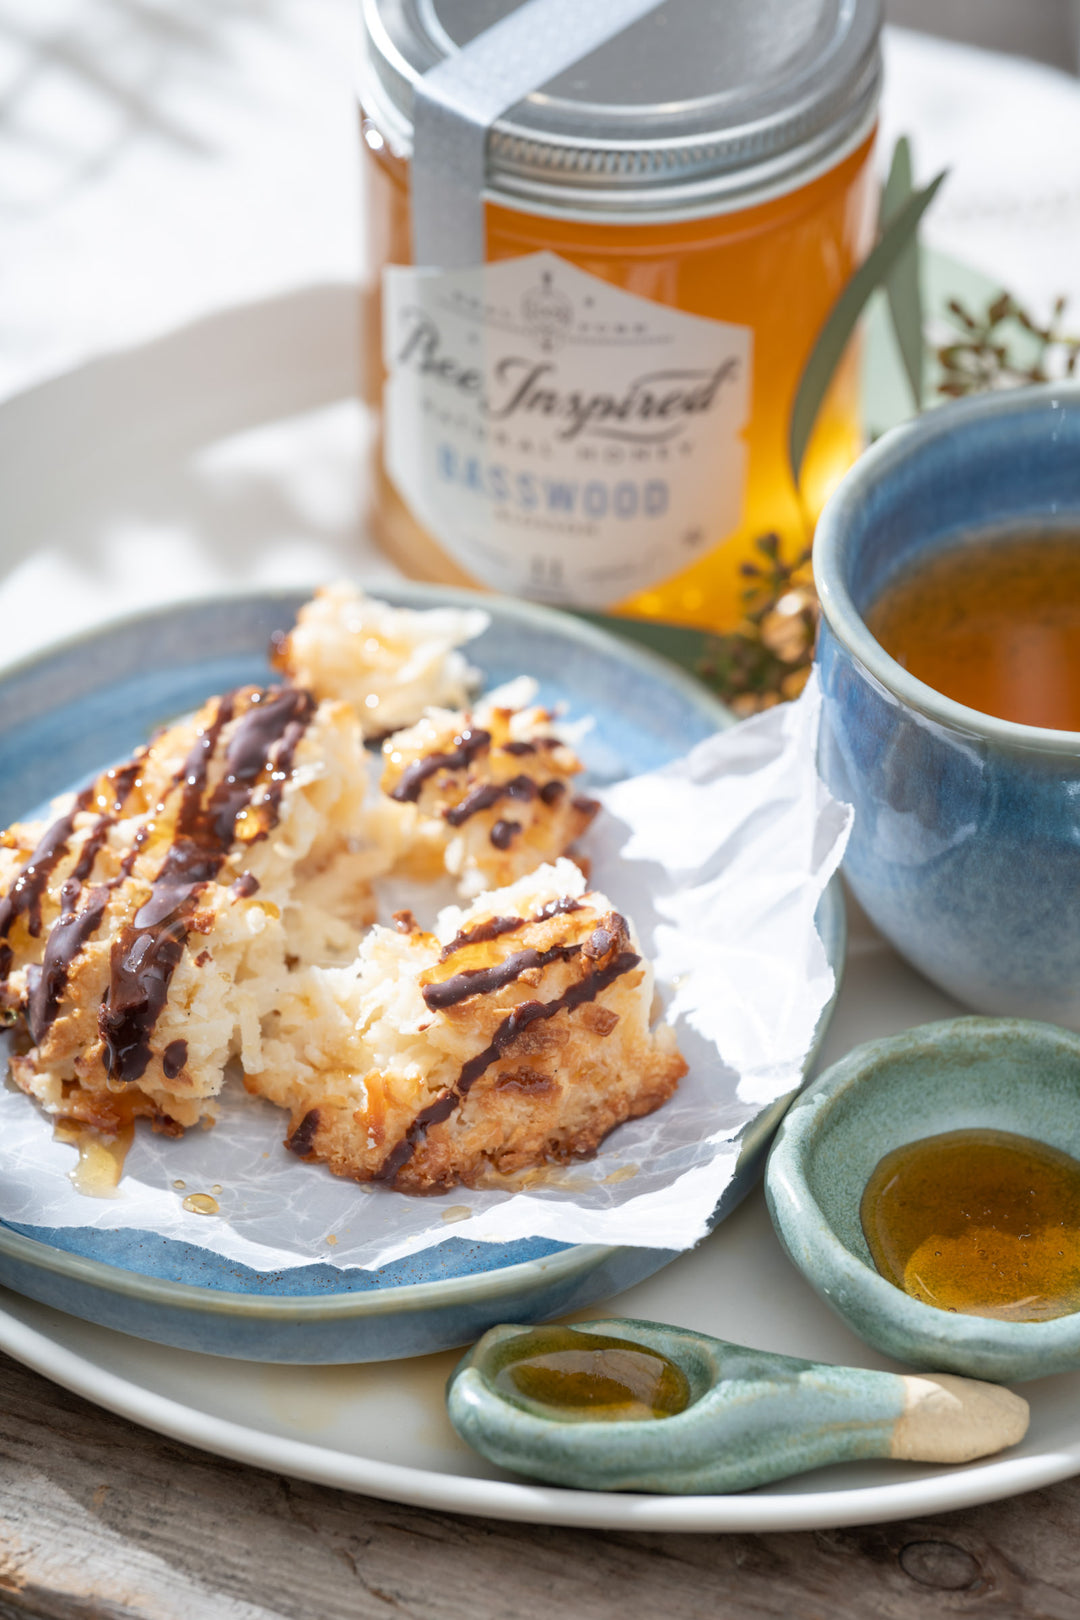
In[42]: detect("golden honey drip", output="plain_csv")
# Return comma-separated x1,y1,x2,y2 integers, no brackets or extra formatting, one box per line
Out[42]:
54,1120,133,1199
860,1128,1080,1323
489,1326,691,1422
182,1192,220,1216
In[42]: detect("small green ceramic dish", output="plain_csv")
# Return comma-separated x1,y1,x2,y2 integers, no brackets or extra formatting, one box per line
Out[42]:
765,1017,1080,1384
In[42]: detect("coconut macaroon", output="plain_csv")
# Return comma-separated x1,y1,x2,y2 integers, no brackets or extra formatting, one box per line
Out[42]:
0,585,684,1197
251,860,686,1193
270,580,488,739
379,680,599,898
0,684,381,1138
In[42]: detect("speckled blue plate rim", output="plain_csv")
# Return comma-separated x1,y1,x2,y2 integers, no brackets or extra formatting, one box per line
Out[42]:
0,581,727,741
0,582,845,1320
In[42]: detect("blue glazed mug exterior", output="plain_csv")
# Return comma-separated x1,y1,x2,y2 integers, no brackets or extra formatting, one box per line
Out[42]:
814,385,1080,1024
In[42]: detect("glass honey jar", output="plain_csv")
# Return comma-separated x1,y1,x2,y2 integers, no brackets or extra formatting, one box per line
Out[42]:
360,0,881,632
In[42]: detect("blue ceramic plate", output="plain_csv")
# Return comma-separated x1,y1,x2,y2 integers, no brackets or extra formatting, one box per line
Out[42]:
0,585,845,1361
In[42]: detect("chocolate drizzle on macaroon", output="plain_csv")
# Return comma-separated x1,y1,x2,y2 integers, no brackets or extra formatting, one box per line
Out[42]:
437,896,583,961
162,1039,188,1080
443,775,537,827
0,788,95,977
98,686,315,1084
500,737,561,758
374,912,639,1184
16,776,151,1042
389,727,491,803
489,819,521,851
421,943,585,1010
27,880,112,1044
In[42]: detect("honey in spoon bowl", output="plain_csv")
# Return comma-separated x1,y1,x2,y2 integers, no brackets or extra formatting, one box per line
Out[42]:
488,1325,691,1422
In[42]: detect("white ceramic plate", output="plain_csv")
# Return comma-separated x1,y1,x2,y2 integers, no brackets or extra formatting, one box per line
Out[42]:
3,253,1070,1528
4,903,1079,1532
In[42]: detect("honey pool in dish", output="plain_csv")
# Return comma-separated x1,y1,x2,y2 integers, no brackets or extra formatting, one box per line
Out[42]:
860,1127,1080,1324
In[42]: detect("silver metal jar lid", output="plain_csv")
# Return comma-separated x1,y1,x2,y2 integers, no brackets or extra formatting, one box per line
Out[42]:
361,0,882,222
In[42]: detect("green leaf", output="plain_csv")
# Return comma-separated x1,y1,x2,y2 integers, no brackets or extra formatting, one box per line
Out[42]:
879,134,912,223
880,136,925,410
563,609,712,677
789,168,947,488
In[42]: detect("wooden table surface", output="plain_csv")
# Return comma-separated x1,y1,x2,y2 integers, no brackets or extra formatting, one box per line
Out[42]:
2,1350,1079,1620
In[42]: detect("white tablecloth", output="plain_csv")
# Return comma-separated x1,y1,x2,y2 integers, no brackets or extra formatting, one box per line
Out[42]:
0,8,1079,649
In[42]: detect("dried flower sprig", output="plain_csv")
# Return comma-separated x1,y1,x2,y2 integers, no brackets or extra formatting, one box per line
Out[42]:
696,535,818,717
936,292,1080,397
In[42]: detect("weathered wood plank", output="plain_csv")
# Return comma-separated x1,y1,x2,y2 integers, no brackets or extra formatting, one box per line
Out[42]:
1,1351,1079,1620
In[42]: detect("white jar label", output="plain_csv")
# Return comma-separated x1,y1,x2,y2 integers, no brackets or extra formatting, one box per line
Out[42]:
382,251,751,607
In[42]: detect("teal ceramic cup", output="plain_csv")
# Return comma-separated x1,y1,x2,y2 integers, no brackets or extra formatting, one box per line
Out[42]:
813,384,1080,1024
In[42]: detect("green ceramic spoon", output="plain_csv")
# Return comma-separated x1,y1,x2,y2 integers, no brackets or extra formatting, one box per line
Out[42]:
446,1319,1029,1494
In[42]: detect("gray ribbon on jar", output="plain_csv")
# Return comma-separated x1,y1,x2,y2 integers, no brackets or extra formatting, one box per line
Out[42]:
411,0,668,270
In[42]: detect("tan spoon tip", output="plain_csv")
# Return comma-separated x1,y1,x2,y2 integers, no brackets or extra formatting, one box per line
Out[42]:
891,1374,1030,1464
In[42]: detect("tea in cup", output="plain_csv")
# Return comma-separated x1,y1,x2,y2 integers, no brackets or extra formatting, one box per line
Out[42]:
814,384,1080,1024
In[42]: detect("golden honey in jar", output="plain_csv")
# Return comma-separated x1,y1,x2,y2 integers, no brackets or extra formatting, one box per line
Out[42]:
359,0,881,631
